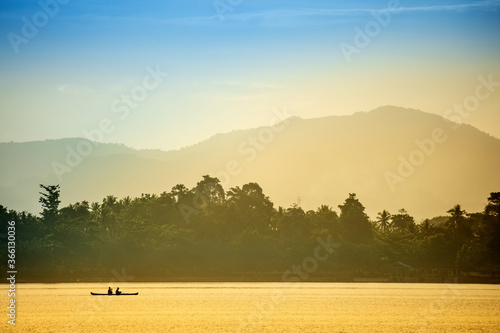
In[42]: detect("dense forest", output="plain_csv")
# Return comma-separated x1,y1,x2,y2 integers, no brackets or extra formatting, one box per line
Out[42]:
1,176,499,282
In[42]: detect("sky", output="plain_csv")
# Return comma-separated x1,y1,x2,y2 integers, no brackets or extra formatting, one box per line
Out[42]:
1,0,499,151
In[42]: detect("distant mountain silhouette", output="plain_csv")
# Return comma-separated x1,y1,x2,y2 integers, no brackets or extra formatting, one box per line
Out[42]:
1,106,499,220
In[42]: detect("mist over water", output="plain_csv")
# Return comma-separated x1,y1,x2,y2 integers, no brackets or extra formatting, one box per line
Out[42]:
2,283,499,332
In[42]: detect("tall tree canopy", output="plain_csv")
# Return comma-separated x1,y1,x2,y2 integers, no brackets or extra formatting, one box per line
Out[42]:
39,184,61,228
338,193,372,243
0,181,498,281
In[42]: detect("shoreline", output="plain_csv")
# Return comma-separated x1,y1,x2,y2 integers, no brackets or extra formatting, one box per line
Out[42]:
2,275,499,284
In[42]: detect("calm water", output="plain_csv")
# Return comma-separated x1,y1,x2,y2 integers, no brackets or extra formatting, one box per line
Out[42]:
1,282,500,332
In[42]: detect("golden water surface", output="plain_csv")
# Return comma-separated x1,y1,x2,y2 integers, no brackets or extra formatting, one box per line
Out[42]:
1,282,500,332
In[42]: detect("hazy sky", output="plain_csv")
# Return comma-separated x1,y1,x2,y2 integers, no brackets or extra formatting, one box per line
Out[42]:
1,0,499,150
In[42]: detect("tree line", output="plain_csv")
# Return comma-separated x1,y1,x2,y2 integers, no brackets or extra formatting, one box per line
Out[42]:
0,176,499,281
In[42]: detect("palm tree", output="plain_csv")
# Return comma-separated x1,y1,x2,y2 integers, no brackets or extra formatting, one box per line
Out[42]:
317,205,333,215
120,196,132,207
226,186,244,204
90,202,101,219
377,210,391,232
447,204,467,278
101,195,118,238
447,204,467,246
102,195,117,208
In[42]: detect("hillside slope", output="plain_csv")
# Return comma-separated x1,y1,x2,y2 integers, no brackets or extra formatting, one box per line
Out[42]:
1,106,499,219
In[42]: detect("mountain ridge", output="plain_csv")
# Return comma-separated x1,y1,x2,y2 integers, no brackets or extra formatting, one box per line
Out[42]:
1,106,499,220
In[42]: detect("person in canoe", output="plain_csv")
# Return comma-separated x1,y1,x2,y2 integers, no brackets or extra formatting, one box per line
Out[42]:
108,287,113,295
116,287,122,295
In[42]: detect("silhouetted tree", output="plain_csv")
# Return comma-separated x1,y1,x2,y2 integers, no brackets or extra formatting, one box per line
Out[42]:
101,195,119,238
171,184,190,203
39,184,61,230
376,210,391,232
418,219,435,237
311,205,340,240
227,183,274,235
483,193,500,266
391,209,416,234
446,204,469,249
3,180,498,281
485,192,500,217
195,175,225,205
338,193,372,243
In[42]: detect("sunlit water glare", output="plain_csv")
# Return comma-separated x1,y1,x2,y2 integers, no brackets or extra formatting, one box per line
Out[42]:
1,282,499,332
